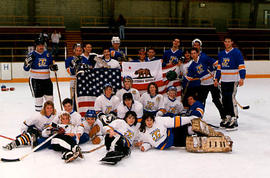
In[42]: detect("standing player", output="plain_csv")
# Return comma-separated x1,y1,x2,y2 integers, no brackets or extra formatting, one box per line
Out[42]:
146,48,159,61
94,83,120,125
214,36,246,130
164,86,184,117
116,76,140,102
117,93,143,122
77,110,103,145
95,47,121,69
3,101,57,150
23,38,58,112
162,38,182,67
81,43,96,68
140,82,165,117
110,36,126,62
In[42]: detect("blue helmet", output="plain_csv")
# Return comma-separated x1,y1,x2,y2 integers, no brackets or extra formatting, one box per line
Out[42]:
85,110,97,118
167,86,177,92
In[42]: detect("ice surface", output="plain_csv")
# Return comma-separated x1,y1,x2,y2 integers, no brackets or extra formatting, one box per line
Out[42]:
0,79,270,178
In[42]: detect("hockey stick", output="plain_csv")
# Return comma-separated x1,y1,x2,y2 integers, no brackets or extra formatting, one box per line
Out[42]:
82,144,105,154
0,133,57,162
0,134,15,141
54,71,63,110
181,81,190,103
236,101,250,110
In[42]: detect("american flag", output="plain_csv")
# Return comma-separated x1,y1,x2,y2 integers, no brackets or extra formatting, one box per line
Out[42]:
76,66,122,117
76,64,181,117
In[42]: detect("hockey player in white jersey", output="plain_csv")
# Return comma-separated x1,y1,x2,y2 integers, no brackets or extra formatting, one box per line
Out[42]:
101,111,140,164
42,111,83,163
137,112,197,151
78,110,103,144
140,82,165,117
117,93,143,122
94,47,121,69
116,76,140,102
94,83,120,125
52,98,82,126
164,86,184,117
3,101,57,150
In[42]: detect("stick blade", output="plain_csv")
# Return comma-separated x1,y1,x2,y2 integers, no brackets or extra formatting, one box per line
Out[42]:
1,158,20,162
243,105,250,110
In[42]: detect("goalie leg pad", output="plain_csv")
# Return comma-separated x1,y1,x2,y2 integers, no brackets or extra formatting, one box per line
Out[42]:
191,118,224,137
186,136,233,153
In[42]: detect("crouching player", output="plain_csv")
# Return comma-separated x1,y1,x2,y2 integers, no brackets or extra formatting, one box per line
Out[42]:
78,110,103,144
42,111,83,163
3,101,57,150
101,111,140,165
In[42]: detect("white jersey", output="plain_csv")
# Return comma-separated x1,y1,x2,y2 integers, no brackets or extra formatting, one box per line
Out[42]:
116,88,140,101
21,112,56,133
180,60,193,76
140,93,165,113
164,97,184,115
53,111,82,126
104,119,140,146
94,58,121,69
94,94,120,114
78,119,103,139
117,100,143,120
42,123,78,137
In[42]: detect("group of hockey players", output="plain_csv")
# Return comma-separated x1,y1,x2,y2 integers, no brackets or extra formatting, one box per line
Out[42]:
2,34,244,164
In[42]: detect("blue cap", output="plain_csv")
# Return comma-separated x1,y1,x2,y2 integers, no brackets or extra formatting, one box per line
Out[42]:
85,110,97,118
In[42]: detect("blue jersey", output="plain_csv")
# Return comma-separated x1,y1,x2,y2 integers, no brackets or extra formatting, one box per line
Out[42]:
162,49,182,67
146,57,160,62
186,101,204,118
65,56,89,76
23,50,53,79
109,48,125,61
216,48,246,82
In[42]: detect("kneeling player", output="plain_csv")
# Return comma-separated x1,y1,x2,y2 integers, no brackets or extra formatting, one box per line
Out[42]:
3,101,57,150
164,86,184,117
43,111,83,163
78,110,103,144
101,111,140,164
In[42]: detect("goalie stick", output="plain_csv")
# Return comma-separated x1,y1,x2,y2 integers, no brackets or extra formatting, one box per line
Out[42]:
0,133,57,162
0,134,15,141
82,144,105,154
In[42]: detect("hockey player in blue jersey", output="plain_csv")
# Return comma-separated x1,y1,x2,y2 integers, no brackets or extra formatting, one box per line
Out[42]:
23,38,58,112
214,36,246,130
162,38,183,67
81,43,97,68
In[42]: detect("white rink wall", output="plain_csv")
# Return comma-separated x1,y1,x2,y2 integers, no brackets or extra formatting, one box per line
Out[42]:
0,61,270,80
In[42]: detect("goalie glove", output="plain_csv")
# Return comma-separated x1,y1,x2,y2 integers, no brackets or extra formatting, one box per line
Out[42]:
49,64,58,71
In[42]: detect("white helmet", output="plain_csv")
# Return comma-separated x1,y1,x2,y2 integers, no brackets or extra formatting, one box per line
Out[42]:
192,38,202,47
111,36,120,44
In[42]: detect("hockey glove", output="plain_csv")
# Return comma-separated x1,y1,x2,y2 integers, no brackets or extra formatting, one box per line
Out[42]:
70,56,81,68
57,127,65,135
49,64,58,71
24,54,35,66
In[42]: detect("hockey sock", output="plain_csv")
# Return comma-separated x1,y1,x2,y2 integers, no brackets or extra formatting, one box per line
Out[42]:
44,95,53,102
16,132,32,146
35,97,43,112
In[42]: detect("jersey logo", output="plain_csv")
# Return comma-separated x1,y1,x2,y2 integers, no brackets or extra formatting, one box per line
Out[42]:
38,58,47,67
47,53,50,58
169,56,177,62
124,129,134,140
196,64,204,74
222,58,230,67
150,128,163,142
110,50,115,57
168,106,176,114
105,106,112,114
145,101,154,110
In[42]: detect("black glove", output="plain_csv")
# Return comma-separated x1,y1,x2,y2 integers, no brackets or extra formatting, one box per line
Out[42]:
24,54,35,66
49,64,58,71
70,56,81,68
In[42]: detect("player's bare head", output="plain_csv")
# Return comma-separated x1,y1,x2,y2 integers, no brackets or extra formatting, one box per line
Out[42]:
124,111,137,126
140,113,155,132
183,49,191,60
147,82,158,96
62,98,73,113
73,43,83,56
224,36,234,49
147,48,156,58
187,95,196,106
173,38,180,48
123,93,134,107
103,83,113,97
41,100,56,116
190,47,199,60
59,111,71,124
35,38,45,53
83,43,92,53
103,47,110,58
123,76,133,89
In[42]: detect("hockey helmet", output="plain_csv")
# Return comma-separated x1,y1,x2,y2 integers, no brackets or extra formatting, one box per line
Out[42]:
192,38,202,47
123,76,133,83
123,92,133,101
167,86,177,92
103,83,113,90
111,36,120,44
85,110,97,118
35,38,45,46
